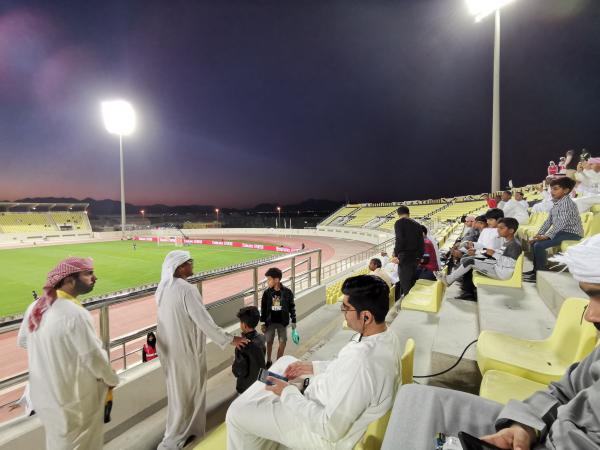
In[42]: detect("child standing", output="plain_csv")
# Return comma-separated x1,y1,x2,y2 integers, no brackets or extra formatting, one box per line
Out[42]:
232,306,266,394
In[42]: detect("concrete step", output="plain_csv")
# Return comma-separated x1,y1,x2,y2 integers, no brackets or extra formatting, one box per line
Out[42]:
477,282,555,340
536,271,586,316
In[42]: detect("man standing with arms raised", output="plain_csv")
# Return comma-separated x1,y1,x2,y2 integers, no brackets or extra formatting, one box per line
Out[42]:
392,206,424,297
156,250,248,450
18,257,119,450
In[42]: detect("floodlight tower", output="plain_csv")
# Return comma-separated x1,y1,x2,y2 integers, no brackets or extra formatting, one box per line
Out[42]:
215,208,220,226
277,206,281,228
101,100,136,239
466,0,516,193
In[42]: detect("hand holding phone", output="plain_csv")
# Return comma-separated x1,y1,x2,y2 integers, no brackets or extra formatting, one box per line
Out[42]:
258,368,288,386
458,432,503,450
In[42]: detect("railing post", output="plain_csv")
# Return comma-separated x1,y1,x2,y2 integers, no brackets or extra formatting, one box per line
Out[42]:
290,257,296,294
253,267,259,307
196,280,203,296
99,305,110,359
122,342,127,370
307,257,312,288
317,249,322,285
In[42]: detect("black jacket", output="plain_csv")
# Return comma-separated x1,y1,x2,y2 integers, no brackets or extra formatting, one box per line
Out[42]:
393,217,425,261
232,330,266,393
260,285,296,327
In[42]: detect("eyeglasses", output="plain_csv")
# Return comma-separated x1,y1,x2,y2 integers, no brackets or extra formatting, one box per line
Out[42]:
340,306,357,314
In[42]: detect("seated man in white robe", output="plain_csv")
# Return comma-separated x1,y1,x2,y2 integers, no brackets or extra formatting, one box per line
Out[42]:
382,235,600,450
369,257,393,288
573,157,600,213
226,275,402,449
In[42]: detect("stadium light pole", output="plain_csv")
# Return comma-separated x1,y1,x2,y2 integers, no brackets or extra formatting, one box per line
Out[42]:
101,100,136,239
277,206,281,228
215,208,220,227
466,0,516,193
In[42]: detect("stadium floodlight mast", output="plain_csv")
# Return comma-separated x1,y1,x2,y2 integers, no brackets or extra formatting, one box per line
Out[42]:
466,0,516,193
101,99,136,239
215,208,220,226
277,206,281,228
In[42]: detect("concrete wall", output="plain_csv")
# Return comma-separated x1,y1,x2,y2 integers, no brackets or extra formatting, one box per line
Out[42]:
0,285,326,450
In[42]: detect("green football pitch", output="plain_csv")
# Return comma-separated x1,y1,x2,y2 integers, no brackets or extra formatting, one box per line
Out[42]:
0,240,278,317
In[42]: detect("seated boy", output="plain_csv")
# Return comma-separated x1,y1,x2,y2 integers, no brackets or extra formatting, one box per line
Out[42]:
232,306,266,394
438,218,522,288
226,275,402,449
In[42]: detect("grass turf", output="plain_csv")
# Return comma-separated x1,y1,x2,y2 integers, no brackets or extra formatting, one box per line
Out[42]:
0,240,277,317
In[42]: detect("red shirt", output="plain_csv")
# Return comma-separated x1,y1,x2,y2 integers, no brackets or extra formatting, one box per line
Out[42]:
548,165,558,175
486,198,497,208
421,239,439,272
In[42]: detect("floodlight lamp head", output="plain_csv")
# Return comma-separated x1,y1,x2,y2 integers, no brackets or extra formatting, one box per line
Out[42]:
101,99,136,136
466,0,515,22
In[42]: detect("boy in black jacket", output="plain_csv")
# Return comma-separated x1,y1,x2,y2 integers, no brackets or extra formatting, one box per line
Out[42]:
232,306,266,394
260,267,296,368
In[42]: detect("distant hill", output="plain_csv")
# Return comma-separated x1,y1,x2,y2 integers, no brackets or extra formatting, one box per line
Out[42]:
13,197,342,215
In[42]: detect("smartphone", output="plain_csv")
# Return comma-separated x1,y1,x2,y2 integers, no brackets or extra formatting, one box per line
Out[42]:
457,432,503,450
257,368,288,386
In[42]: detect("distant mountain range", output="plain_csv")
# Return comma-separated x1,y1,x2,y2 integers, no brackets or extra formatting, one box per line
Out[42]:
12,197,343,216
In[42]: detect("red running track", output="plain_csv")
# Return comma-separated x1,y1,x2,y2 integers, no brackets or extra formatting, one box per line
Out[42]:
0,234,373,420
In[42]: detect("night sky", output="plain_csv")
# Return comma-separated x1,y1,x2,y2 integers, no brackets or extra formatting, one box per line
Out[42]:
1,0,599,208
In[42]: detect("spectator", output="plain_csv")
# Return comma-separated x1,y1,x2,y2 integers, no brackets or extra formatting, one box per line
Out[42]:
564,149,578,178
232,307,266,394
368,258,393,288
438,218,522,291
226,275,402,450
524,177,583,282
380,251,390,267
573,157,600,213
381,235,600,450
392,206,424,297
531,178,555,213
142,332,158,362
417,226,439,281
558,156,567,174
460,215,484,245
17,258,119,450
547,160,559,176
473,209,505,251
260,267,296,368
514,191,529,210
497,190,512,210
460,216,476,240
484,194,497,209
156,251,248,449
500,193,529,225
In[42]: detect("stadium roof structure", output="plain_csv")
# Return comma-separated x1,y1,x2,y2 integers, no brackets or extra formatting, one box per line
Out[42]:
0,202,89,212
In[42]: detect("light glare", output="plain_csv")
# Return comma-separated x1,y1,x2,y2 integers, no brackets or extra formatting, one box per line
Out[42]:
466,0,515,21
101,100,136,136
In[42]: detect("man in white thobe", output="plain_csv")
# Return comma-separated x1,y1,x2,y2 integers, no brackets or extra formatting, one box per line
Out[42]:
156,251,248,450
226,275,402,449
574,157,600,213
18,257,119,450
382,235,600,450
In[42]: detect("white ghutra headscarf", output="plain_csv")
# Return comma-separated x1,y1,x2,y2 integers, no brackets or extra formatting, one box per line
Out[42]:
550,234,600,284
156,250,192,305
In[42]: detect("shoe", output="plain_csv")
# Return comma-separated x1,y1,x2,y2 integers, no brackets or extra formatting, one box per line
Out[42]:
455,293,477,301
523,274,537,283
523,270,535,276
265,361,272,369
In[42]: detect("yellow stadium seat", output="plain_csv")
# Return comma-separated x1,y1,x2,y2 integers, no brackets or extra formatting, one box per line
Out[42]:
560,212,600,251
477,298,597,384
592,204,600,214
401,279,445,313
194,422,226,449
354,338,415,450
479,370,547,405
473,253,523,289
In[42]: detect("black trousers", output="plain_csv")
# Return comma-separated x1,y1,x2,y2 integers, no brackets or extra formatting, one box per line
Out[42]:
397,256,418,297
